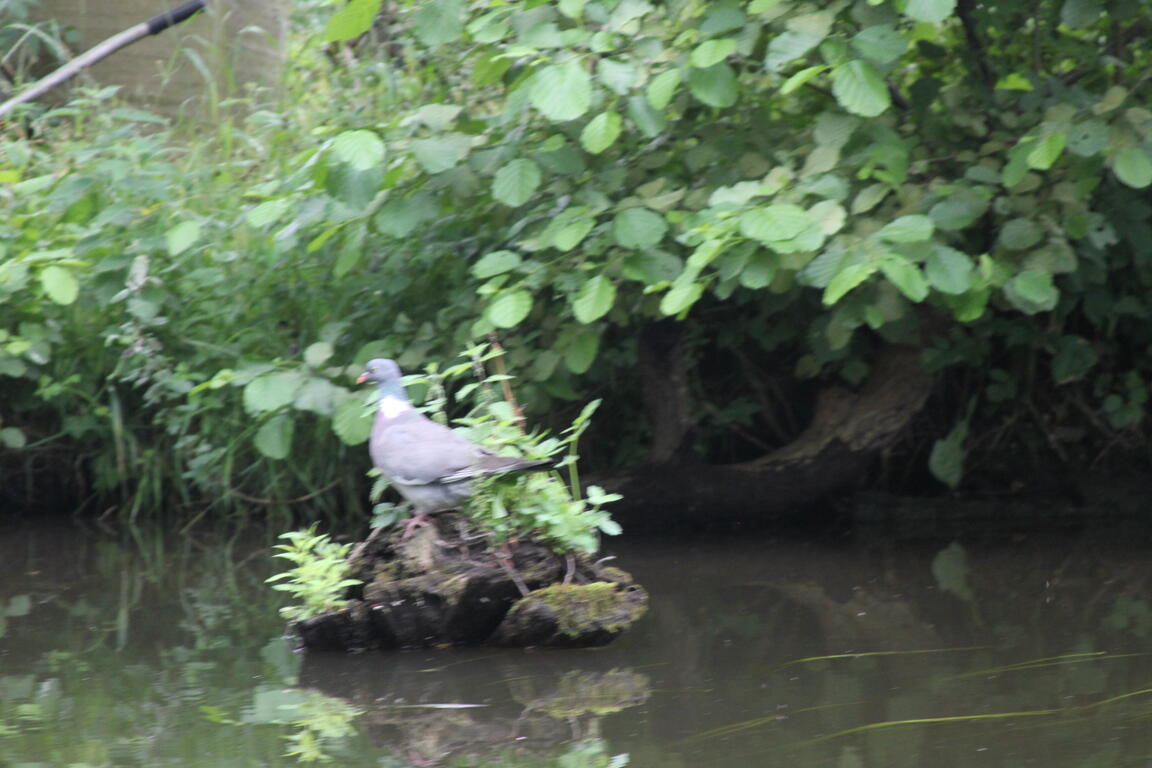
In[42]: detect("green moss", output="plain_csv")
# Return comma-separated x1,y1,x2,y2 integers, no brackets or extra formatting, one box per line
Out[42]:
527,581,637,637
596,565,634,585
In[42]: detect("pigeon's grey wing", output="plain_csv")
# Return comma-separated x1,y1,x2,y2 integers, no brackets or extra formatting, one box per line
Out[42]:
439,455,552,483
371,412,482,485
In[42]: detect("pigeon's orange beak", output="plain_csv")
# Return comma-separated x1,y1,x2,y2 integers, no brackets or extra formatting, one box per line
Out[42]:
356,372,368,384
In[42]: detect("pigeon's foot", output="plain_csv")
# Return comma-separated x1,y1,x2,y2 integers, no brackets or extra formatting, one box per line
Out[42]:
400,512,434,540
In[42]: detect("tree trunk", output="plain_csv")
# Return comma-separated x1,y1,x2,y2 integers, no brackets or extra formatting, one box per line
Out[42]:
599,343,935,528
638,320,698,464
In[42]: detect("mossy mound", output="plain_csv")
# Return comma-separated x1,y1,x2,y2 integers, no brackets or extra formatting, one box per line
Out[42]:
292,513,647,652
489,582,648,647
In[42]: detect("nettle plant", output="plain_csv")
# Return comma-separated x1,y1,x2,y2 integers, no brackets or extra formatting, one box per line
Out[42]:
378,347,623,553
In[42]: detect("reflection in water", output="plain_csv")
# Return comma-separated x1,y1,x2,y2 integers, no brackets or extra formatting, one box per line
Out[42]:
294,650,646,764
0,516,1149,766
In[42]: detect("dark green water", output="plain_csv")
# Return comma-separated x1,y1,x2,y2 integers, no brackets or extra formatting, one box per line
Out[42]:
1,516,1149,767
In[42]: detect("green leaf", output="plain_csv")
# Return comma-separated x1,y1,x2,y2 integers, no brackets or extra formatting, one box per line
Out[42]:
597,58,640,94
1066,120,1108,157
660,274,705,316
1093,85,1127,115
412,0,465,46
247,198,292,228
628,94,667,137
373,194,434,238
530,63,593,122
690,39,737,68
851,25,907,63
304,342,334,367
815,115,861,149
929,187,990,230
877,214,934,243
326,163,381,208
1005,269,1059,314
492,159,542,207
1112,146,1152,189
332,129,386,170
0,427,26,449
333,398,373,445
1026,131,1066,170
739,204,809,242
823,262,876,305
903,0,957,23
558,0,584,19
165,220,201,256
998,218,1043,250
323,0,381,43
487,290,533,328
765,31,823,72
647,69,681,110
1061,0,1103,28
622,250,683,283
572,275,617,323
687,63,738,108
1051,335,1098,384
565,329,600,373
415,103,463,129
542,208,596,251
472,250,521,278
580,111,623,154
924,245,974,294
831,60,891,117
613,208,667,248
879,254,929,301
995,73,1033,91
410,135,469,174
780,65,828,95
244,372,305,416
294,378,340,415
929,421,968,489
947,288,989,322
852,184,889,214
1000,144,1031,188
255,414,294,460
738,251,777,288
39,265,79,305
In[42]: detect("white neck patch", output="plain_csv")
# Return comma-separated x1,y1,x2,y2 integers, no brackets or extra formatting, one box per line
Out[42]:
378,394,412,419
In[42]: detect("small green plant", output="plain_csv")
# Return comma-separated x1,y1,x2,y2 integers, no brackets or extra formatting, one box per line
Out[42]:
266,524,362,621
401,345,623,553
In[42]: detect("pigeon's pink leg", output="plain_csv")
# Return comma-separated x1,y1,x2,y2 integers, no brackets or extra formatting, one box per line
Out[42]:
401,512,433,539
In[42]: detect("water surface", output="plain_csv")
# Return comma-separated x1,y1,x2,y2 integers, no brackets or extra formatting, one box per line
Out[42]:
1,516,1149,766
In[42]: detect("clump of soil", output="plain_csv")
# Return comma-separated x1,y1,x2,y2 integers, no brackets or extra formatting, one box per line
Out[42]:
292,513,647,652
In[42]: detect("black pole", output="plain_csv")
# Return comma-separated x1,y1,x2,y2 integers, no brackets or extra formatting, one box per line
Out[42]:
147,1,208,35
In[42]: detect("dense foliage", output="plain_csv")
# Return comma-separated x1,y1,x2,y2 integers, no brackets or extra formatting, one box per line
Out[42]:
2,0,1151,518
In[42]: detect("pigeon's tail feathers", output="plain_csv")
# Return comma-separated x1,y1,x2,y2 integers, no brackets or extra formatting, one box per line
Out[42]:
440,456,552,483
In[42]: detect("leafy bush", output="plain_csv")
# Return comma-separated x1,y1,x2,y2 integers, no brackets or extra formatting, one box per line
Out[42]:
289,0,1152,483
4,0,1152,520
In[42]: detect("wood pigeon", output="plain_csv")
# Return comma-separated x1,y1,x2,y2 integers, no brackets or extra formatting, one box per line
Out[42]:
357,358,551,536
